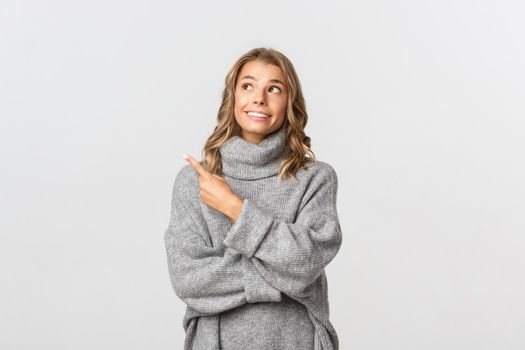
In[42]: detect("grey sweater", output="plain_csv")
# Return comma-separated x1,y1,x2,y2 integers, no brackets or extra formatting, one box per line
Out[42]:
163,126,343,349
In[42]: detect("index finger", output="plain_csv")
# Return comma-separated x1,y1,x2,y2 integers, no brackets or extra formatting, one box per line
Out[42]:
183,153,209,177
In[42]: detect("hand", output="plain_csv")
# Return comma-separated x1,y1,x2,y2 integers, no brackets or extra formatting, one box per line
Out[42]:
183,153,244,223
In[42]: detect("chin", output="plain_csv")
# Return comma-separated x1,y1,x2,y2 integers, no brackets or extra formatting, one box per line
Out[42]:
240,128,263,136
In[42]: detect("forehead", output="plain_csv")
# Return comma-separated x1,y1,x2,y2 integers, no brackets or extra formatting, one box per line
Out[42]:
238,60,286,83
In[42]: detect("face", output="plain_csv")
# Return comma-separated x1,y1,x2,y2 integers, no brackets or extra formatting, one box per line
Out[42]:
233,60,288,144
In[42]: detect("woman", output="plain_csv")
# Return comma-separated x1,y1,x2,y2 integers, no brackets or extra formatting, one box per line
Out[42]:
163,47,343,350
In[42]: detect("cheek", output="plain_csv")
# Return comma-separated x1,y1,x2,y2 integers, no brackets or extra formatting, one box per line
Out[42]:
234,94,247,109
274,98,288,115
234,95,247,118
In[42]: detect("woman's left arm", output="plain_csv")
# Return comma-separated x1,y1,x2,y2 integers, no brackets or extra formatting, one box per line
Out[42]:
222,164,343,298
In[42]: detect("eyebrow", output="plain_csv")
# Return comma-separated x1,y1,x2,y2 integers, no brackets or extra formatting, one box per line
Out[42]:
239,75,286,87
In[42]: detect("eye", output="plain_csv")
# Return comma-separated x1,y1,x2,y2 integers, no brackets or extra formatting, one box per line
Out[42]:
241,83,282,94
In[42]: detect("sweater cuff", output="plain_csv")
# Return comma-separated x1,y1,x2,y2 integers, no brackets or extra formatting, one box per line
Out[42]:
223,199,274,258
242,256,282,303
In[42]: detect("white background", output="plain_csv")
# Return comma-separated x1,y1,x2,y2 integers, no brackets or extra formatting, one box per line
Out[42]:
1,0,524,349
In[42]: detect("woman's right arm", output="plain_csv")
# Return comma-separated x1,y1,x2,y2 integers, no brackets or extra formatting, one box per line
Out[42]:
163,166,282,316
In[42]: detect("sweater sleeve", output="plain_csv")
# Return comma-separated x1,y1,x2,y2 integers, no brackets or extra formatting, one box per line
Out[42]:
163,167,282,315
222,163,343,297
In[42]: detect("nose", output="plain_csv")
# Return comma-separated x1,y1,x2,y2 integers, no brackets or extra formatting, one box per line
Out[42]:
252,90,266,105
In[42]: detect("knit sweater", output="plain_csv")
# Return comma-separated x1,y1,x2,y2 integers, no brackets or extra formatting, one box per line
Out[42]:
163,126,343,349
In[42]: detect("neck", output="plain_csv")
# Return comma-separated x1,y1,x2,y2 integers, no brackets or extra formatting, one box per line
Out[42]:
219,127,291,180
240,130,265,144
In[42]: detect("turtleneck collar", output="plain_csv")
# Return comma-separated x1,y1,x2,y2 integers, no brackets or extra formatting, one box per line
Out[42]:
219,126,291,180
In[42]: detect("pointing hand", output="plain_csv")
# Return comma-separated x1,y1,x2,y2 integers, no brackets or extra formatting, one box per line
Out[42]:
183,153,243,223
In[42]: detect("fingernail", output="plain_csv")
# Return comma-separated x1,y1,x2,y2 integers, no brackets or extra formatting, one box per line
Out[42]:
182,153,188,159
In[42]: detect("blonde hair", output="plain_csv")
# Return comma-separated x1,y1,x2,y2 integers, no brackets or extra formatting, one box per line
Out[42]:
201,47,316,181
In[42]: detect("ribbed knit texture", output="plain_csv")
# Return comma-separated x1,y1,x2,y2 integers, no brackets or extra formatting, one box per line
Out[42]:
164,126,343,349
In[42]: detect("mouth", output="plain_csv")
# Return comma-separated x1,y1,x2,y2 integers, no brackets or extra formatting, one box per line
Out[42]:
245,111,272,121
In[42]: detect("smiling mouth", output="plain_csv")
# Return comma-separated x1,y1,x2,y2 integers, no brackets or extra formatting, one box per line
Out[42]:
245,111,272,119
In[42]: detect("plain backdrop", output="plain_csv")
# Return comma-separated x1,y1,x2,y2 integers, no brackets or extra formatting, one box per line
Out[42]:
1,0,524,349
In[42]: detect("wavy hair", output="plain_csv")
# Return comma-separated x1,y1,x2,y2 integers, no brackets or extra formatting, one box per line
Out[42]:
201,47,316,182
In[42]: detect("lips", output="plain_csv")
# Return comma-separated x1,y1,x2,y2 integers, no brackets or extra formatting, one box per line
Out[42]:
245,111,272,117
245,111,272,122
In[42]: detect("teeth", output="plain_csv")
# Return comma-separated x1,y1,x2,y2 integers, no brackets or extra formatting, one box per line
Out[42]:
247,111,270,118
